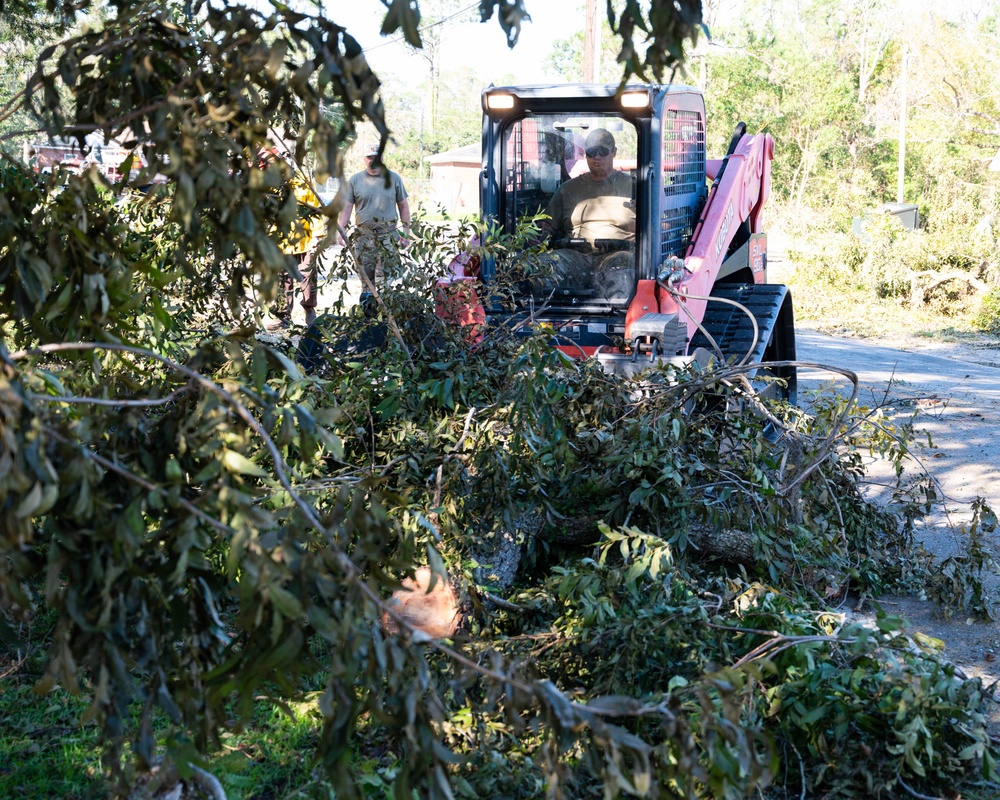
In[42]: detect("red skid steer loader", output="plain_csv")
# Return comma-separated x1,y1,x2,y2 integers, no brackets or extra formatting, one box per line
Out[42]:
437,82,796,401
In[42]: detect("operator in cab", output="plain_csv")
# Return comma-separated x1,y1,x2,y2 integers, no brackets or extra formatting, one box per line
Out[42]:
536,128,636,297
544,128,635,246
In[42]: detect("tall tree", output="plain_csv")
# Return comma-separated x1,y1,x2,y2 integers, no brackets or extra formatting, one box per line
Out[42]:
845,0,897,107
0,7,71,151
402,0,478,135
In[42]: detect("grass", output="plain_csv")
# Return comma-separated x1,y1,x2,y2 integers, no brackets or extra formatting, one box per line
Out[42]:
0,678,105,799
208,697,326,800
0,637,401,800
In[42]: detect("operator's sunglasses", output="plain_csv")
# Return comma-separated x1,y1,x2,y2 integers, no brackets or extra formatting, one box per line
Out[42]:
585,145,612,158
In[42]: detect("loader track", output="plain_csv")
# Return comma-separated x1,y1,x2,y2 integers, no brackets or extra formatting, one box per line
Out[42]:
689,283,796,402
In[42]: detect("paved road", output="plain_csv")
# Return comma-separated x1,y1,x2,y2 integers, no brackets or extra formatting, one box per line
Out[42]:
795,329,1000,513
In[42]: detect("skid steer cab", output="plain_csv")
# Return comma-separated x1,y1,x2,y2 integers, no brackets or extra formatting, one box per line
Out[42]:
438,82,796,402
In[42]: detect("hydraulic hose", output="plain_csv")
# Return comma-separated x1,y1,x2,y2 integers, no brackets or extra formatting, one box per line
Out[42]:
657,274,760,368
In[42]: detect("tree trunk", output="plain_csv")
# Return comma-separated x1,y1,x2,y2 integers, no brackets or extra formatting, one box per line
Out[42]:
549,515,759,565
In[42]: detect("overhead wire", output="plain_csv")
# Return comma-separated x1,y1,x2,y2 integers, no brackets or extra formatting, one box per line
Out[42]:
358,2,481,53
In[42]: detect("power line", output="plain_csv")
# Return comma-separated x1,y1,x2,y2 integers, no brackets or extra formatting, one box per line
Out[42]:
360,2,480,53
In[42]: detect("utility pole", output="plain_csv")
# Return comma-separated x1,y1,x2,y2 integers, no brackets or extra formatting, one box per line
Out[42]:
897,43,907,204
419,101,425,181
583,0,600,81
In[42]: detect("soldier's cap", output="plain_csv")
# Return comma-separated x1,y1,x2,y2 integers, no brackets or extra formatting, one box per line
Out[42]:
584,128,616,152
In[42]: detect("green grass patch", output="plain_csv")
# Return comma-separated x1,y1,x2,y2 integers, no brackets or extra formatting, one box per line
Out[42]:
0,680,104,799
208,696,325,800
0,653,402,800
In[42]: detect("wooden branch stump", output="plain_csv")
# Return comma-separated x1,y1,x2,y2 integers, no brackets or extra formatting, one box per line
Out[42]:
909,270,989,307
383,567,462,639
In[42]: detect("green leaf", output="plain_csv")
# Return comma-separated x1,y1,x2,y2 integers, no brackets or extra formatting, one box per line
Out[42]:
14,482,42,518
43,281,73,322
251,345,268,392
797,703,829,725
175,171,195,229
265,345,302,381
269,581,305,619
585,694,642,715
222,449,268,477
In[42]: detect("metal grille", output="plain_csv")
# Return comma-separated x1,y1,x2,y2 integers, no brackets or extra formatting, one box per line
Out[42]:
662,109,705,197
660,206,693,260
659,108,704,260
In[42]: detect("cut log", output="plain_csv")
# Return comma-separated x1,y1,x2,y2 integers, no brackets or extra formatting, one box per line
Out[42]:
688,523,757,565
381,519,760,641
547,513,601,544
470,509,543,592
545,512,759,565
383,567,462,639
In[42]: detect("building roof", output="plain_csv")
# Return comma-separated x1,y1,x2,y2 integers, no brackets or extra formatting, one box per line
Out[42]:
426,143,480,165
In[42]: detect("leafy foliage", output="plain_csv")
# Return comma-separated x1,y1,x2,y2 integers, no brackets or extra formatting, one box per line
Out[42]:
0,6,67,150
786,206,1000,336
925,498,998,621
1,1,999,799
4,194,998,797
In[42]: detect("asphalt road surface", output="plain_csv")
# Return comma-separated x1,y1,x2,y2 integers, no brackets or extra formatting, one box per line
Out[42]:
795,329,1000,515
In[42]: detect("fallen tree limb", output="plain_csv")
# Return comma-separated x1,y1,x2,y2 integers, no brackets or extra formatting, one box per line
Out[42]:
909,270,990,306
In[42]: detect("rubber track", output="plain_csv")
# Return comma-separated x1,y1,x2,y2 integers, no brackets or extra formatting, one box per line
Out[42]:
690,283,787,370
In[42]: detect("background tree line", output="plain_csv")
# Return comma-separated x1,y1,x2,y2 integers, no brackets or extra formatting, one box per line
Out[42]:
377,0,999,229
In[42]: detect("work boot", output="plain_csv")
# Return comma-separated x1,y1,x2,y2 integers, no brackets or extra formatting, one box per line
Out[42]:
263,315,290,333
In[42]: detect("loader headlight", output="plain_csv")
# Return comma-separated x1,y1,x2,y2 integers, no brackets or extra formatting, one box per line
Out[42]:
620,91,650,109
485,93,516,111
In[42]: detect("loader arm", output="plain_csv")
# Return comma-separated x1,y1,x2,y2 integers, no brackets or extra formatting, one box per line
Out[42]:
660,126,774,343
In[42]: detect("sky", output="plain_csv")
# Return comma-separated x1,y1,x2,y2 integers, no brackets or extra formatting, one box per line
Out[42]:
327,1,585,84
320,0,997,88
